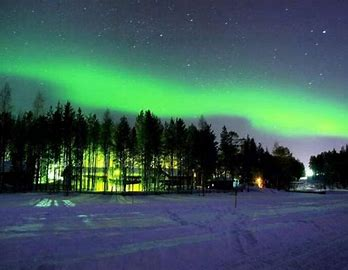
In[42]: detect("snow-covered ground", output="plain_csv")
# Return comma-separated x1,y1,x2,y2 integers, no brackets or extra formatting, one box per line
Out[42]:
0,190,347,270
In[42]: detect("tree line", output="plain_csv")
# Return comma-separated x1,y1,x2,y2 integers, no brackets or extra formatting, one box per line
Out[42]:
310,146,348,188
0,83,305,193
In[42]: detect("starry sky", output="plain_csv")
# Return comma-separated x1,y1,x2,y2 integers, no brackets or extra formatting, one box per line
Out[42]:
0,0,347,174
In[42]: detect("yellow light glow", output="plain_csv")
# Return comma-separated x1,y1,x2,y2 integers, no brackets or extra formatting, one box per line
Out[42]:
255,177,264,188
114,168,121,178
126,183,142,192
95,181,104,192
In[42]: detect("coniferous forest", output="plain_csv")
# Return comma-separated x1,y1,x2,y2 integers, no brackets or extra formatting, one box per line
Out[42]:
1,83,309,193
310,147,348,188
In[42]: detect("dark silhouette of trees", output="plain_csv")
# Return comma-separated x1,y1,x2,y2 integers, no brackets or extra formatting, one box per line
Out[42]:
0,83,13,192
101,110,113,193
197,117,218,195
62,102,75,195
127,127,137,179
184,124,199,193
74,108,88,192
33,113,49,191
219,126,231,180
30,92,50,191
218,126,240,182
24,112,36,191
163,118,176,178
174,118,187,179
115,116,130,192
268,143,305,189
135,110,163,191
86,114,100,191
240,136,258,191
9,114,27,191
310,146,348,188
49,103,63,191
163,118,188,191
0,83,310,193
0,113,12,192
259,149,273,187
0,82,12,113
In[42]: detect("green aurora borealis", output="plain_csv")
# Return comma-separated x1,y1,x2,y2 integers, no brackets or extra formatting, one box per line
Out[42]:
1,49,347,138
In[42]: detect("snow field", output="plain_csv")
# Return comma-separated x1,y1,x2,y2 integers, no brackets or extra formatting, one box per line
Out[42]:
0,190,347,270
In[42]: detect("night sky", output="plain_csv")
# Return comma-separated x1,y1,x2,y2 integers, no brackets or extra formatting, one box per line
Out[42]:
0,0,347,174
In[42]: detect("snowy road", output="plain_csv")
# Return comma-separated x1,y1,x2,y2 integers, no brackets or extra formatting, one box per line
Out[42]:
0,190,347,270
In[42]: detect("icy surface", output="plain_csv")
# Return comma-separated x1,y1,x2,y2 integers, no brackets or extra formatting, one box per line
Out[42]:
0,190,347,270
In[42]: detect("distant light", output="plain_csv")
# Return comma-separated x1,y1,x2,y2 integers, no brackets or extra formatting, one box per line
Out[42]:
306,168,314,177
255,177,264,188
322,30,326,34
